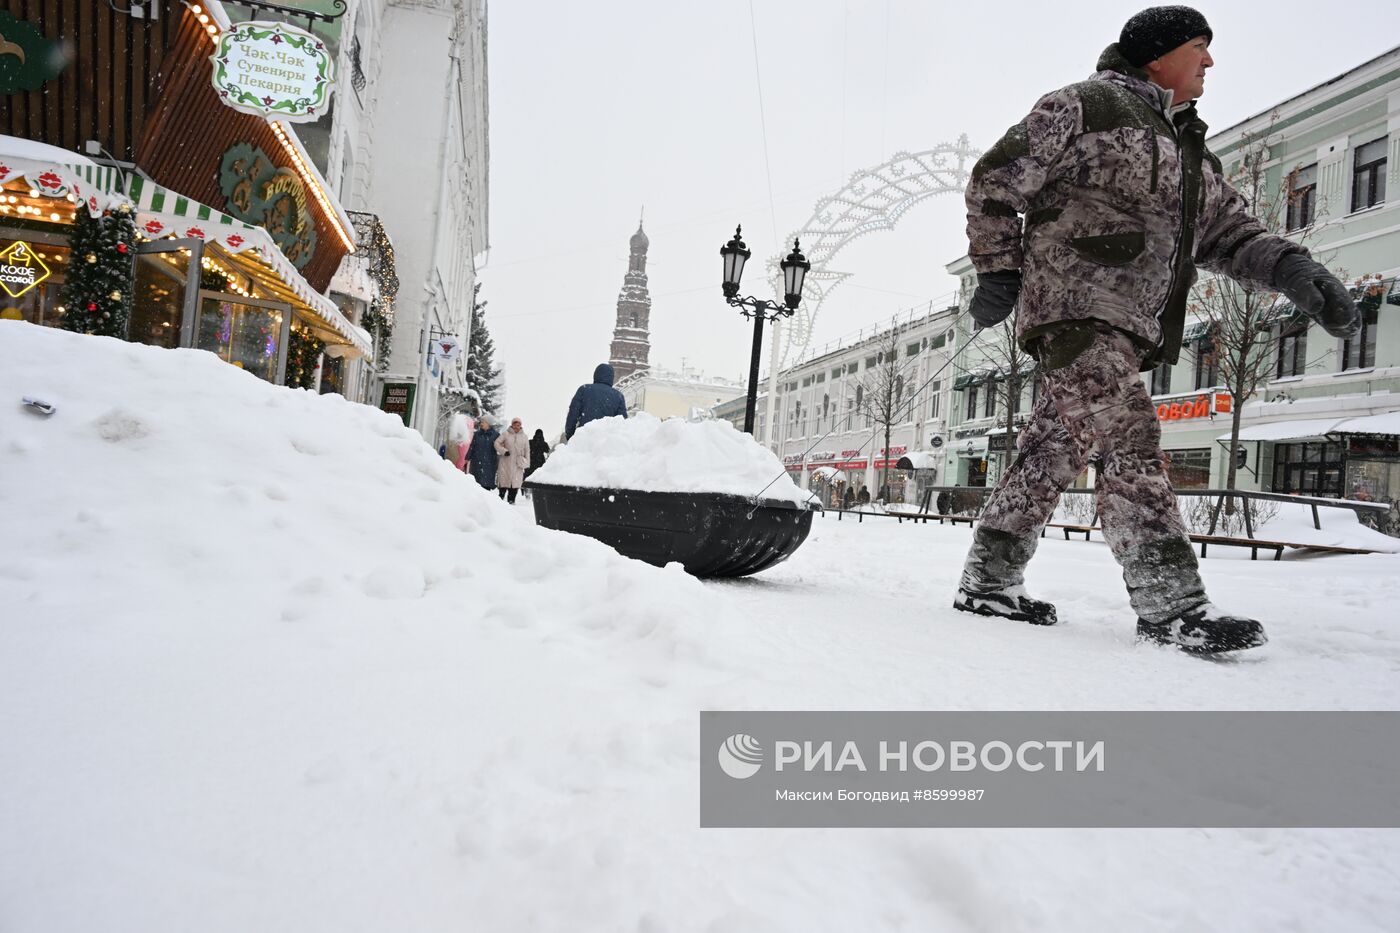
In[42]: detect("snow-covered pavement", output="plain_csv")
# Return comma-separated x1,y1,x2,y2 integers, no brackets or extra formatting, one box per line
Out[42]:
3,321,1397,932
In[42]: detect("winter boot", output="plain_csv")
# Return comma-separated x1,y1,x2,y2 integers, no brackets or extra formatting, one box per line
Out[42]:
954,526,1058,625
1136,604,1268,654
954,585,1059,625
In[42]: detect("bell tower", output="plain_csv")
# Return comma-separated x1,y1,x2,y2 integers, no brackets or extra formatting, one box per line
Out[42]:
608,217,651,382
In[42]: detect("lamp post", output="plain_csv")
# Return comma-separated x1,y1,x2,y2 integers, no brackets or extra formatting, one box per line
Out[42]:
719,225,809,435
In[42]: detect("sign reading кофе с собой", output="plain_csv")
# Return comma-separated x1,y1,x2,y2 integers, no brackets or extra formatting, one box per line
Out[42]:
210,20,335,123
0,240,51,298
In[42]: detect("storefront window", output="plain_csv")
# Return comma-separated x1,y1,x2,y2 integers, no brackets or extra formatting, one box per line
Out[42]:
1345,436,1400,504
196,295,289,384
1271,441,1344,497
1166,447,1212,489
0,236,69,328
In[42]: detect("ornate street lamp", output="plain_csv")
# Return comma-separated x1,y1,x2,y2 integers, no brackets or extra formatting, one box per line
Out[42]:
719,225,809,435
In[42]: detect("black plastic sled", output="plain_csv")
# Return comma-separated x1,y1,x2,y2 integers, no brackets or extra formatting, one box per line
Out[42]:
524,483,820,578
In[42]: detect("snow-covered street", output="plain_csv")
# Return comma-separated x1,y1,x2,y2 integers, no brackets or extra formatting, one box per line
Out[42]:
3,322,1399,931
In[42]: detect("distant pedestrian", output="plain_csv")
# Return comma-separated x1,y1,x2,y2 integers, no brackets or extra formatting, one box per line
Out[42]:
842,486,854,510
564,362,628,440
494,417,529,504
446,412,474,471
526,428,550,482
466,415,500,491
857,487,870,506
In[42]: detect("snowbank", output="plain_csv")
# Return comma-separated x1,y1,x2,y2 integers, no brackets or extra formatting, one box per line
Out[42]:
2,320,1398,932
530,411,817,504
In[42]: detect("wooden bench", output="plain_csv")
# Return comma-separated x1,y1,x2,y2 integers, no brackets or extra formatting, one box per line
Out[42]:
1189,533,1287,561
1289,543,1379,556
893,512,975,526
1044,522,1098,541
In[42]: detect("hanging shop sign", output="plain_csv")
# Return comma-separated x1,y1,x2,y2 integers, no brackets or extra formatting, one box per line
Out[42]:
0,11,66,95
0,240,50,298
1156,391,1232,423
219,143,318,269
379,381,416,427
433,336,462,362
210,20,335,123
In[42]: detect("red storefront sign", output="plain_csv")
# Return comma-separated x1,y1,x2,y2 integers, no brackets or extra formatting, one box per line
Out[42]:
1156,392,1232,422
810,460,868,472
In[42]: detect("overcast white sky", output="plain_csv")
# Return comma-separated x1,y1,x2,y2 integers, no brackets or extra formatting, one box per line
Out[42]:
481,1,1398,438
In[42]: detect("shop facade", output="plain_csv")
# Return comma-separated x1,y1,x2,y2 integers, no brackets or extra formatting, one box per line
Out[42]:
1,1,369,389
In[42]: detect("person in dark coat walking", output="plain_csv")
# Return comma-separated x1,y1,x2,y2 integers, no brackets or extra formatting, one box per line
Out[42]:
952,6,1360,654
526,429,550,481
465,416,500,491
564,363,628,440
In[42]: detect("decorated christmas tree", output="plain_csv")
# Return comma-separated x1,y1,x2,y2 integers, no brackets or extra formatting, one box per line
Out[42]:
464,282,503,415
60,203,136,338
285,326,325,390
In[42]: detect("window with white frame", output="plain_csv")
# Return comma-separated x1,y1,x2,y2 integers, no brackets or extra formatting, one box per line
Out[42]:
1149,361,1172,396
1286,163,1317,231
1193,334,1218,390
1351,137,1387,212
1275,315,1308,378
1340,301,1379,371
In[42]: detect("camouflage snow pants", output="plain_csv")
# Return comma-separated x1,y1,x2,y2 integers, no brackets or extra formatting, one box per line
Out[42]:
969,324,1208,623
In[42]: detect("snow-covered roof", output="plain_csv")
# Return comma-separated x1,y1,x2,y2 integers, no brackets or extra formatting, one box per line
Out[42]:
895,451,940,470
0,135,100,166
1332,411,1400,436
1217,419,1342,442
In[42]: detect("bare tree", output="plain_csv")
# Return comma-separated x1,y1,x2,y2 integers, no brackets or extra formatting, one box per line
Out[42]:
1187,112,1331,502
977,318,1036,472
856,329,906,500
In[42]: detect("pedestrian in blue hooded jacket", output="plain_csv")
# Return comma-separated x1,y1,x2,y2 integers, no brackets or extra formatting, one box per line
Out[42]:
465,415,500,490
564,363,628,440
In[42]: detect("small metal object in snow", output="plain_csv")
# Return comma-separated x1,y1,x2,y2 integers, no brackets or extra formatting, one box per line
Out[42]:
20,396,55,416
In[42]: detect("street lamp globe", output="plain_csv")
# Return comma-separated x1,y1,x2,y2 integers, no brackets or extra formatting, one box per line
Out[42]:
719,225,751,299
780,238,810,309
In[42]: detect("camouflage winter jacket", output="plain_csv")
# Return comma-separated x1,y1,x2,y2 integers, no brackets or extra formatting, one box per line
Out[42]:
966,44,1307,369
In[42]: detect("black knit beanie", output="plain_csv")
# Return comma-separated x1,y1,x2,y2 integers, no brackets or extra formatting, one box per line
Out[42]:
1119,6,1212,67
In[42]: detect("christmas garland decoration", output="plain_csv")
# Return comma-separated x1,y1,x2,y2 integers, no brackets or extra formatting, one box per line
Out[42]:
286,326,325,390
355,213,399,372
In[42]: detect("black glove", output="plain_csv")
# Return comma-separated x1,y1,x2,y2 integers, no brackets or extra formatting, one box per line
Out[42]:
1272,254,1360,339
968,270,1022,327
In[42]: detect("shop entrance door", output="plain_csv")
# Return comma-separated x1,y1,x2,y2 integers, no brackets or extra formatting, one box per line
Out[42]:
131,238,202,349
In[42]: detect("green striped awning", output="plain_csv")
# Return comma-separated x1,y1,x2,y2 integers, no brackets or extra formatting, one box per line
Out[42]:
125,174,257,236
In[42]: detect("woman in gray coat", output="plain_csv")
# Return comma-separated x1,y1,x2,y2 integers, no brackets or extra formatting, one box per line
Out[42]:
493,417,530,503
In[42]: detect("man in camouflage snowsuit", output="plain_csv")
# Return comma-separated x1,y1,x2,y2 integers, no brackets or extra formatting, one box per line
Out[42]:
954,6,1361,653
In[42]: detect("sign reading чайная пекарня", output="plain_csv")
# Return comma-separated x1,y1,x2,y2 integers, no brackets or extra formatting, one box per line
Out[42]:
210,20,335,124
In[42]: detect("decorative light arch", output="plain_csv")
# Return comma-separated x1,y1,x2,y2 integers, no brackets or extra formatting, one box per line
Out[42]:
765,136,979,367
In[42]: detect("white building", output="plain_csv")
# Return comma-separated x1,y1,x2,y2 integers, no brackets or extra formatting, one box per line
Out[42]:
756,305,960,507
324,0,490,446
619,367,747,421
